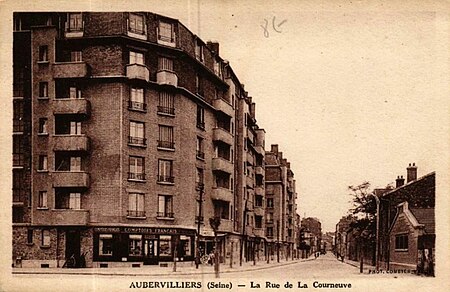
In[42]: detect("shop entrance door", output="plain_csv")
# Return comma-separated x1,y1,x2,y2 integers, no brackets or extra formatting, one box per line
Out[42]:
143,238,158,265
65,230,81,268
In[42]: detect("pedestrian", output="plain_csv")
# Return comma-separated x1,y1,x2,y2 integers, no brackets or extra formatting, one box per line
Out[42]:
209,250,215,266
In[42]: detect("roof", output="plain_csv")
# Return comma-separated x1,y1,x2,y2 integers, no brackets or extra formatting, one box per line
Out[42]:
410,208,435,234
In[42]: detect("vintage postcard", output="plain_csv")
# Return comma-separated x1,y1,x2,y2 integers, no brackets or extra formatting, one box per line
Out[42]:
0,0,449,291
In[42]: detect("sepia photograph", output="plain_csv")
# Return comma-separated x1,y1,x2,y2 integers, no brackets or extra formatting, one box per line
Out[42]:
0,0,449,291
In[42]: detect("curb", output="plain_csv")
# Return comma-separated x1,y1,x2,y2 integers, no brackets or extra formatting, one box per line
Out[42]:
12,258,314,277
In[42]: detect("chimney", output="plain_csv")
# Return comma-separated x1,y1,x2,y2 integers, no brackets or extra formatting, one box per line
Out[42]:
395,175,405,188
271,144,279,154
206,41,219,55
250,102,256,118
406,163,417,183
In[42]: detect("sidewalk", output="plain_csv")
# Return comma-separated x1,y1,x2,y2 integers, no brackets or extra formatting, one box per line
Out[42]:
338,257,376,273
12,257,314,276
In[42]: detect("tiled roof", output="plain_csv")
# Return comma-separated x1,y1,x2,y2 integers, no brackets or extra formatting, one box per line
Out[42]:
410,208,435,234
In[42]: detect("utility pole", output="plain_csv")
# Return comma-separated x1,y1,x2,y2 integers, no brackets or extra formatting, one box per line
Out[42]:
195,183,204,269
173,235,179,272
209,217,221,278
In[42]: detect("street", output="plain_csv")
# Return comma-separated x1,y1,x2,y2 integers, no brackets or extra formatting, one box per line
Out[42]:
8,253,422,292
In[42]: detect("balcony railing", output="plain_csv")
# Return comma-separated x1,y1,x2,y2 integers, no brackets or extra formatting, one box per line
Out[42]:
53,62,89,78
212,127,233,145
157,175,174,183
53,98,91,116
127,210,146,218
52,171,90,188
156,70,178,86
53,135,90,152
213,98,234,117
212,157,233,174
128,100,147,112
157,106,175,116
128,136,146,146
157,140,175,150
196,150,205,160
128,172,146,181
157,212,174,218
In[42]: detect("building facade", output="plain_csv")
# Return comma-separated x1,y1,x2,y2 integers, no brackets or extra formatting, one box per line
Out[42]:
12,12,297,269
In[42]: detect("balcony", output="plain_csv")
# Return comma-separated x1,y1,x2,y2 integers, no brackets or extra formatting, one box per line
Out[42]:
212,128,233,145
156,70,178,86
126,64,150,82
246,128,255,145
52,171,89,188
212,157,233,174
53,98,91,116
255,166,264,176
246,151,254,165
218,219,233,232
245,225,254,235
157,140,175,151
246,175,254,188
211,187,233,202
255,186,264,196
53,62,89,78
254,145,265,156
254,228,265,237
213,98,234,117
51,209,89,225
53,135,90,152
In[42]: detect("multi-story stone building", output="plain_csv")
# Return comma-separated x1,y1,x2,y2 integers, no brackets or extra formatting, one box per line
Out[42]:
264,145,298,261
11,11,286,268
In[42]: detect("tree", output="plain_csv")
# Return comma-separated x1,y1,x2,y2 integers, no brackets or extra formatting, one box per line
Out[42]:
347,182,377,243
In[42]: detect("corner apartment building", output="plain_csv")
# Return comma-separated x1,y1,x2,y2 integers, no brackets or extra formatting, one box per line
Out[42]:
264,145,298,260
11,11,272,268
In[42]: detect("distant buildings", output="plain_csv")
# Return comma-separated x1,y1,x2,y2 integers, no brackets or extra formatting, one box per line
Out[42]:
300,217,322,257
11,12,300,269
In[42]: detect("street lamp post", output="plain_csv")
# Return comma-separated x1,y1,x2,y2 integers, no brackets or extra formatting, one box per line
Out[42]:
368,193,380,271
195,183,204,269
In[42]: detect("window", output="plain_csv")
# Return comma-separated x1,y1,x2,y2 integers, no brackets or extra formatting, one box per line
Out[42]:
55,116,82,135
395,234,408,250
68,13,83,31
13,100,25,133
215,172,230,189
196,74,204,96
158,125,174,149
71,157,81,171
69,193,81,209
13,170,24,202
158,57,173,71
196,106,205,129
213,200,229,220
158,195,173,218
196,168,204,189
216,143,231,161
158,159,173,183
41,229,50,246
71,51,82,62
99,234,113,256
129,234,142,256
267,227,273,238
13,136,24,167
27,229,33,244
129,13,145,34
158,92,174,115
39,46,48,62
255,195,263,207
39,82,48,98
38,155,48,171
158,21,175,43
255,216,262,229
129,121,146,146
38,118,48,134
195,41,204,62
129,51,144,65
69,87,82,99
129,156,145,181
159,235,172,256
129,87,146,111
128,193,145,217
55,154,82,171
267,198,274,208
214,60,222,78
196,136,204,159
180,235,192,257
38,191,48,208
266,213,273,223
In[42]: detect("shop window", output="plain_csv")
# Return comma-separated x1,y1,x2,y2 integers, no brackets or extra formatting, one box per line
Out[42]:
41,229,50,246
99,234,113,256
129,234,142,256
159,235,172,256
180,235,192,257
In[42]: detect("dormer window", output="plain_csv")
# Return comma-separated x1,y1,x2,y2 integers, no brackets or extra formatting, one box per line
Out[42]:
158,21,176,46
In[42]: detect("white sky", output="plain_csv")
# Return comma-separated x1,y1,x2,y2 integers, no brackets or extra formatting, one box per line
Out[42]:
1,0,448,233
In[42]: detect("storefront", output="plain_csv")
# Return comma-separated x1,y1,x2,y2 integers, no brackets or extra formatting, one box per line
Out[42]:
93,227,196,265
